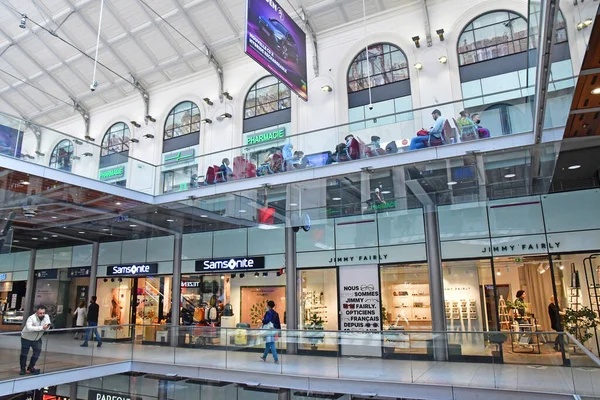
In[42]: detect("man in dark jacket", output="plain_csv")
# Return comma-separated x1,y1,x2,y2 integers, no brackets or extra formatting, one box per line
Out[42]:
260,300,281,364
548,295,564,351
81,296,102,348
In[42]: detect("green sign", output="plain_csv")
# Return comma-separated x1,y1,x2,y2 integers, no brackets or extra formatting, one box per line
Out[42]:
371,201,397,211
99,166,125,180
164,148,195,165
246,128,285,146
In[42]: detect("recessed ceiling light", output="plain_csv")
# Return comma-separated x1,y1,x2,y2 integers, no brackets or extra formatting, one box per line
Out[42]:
559,265,565,270
504,173,516,178
102,228,110,231
496,271,501,276
381,191,391,194
115,202,121,205
32,237,38,240
592,87,600,95
166,219,174,222
239,210,247,213
289,203,298,206
21,181,30,185
568,164,581,170
43,237,48,240
79,231,85,234
51,216,57,219
200,215,208,218
13,240,19,243
447,181,457,186
129,224,137,227
332,197,341,201
51,235,58,238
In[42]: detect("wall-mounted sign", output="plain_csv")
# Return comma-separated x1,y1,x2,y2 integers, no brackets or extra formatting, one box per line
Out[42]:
246,128,285,146
106,263,158,276
0,272,11,281
164,148,195,165
328,253,389,265
35,269,58,279
99,166,125,181
181,281,201,288
88,389,141,400
195,257,265,273
370,201,397,211
480,241,560,254
68,267,91,278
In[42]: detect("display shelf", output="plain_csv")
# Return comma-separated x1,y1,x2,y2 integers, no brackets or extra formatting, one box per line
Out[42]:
390,283,431,323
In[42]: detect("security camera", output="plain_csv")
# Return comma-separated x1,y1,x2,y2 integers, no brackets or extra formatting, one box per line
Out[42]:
22,206,37,219
368,104,373,110
90,81,98,92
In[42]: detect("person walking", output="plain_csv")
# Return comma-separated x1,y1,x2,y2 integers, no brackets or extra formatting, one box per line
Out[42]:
260,300,281,364
20,305,51,375
548,295,565,351
81,296,102,348
73,301,87,340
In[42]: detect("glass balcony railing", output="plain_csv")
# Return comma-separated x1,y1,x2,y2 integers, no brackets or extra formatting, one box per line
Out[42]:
0,325,599,397
0,80,574,197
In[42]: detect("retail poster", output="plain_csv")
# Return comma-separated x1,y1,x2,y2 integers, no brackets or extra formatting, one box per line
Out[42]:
240,286,286,327
339,264,382,357
0,124,23,158
34,280,59,317
244,0,308,100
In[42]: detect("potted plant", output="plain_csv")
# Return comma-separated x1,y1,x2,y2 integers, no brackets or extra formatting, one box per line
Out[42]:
306,313,325,350
561,306,599,351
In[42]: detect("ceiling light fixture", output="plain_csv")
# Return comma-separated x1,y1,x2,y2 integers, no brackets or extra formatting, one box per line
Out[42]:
203,98,213,106
239,210,247,213
51,216,57,219
85,135,95,142
591,87,600,95
559,265,565,270
332,197,341,201
496,271,501,276
145,115,156,123
504,173,516,178
217,113,232,120
83,152,93,157
447,181,457,186
32,237,38,240
321,85,332,92
381,191,391,195
166,219,174,222
35,151,45,156
79,231,85,234
578,19,593,30
52,235,58,238
201,118,213,124
568,164,581,170
21,181,30,185
438,56,448,64
115,202,122,205
436,28,445,41
412,36,420,48
289,203,298,206
19,14,27,29
143,133,154,139
102,228,110,231
220,275,225,280
222,92,233,100
130,138,140,143
74,139,83,145
131,121,141,128
129,224,137,227
254,272,260,278
13,240,19,243
414,62,423,70
200,214,208,218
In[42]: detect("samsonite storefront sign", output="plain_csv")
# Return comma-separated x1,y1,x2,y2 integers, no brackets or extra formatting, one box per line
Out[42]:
106,263,158,276
195,257,265,272
88,389,141,400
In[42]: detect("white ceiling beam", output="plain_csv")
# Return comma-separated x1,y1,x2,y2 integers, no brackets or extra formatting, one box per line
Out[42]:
210,0,242,38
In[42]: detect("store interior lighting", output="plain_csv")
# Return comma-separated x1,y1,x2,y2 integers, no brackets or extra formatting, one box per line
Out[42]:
591,87,600,95
254,272,260,278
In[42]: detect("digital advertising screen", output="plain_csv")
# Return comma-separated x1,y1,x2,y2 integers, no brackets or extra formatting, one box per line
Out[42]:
0,124,23,158
245,0,308,101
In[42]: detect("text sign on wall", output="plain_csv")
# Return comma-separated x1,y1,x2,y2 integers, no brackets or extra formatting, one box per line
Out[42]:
35,269,58,279
106,263,158,276
246,128,285,146
88,389,142,400
339,264,381,332
68,267,91,278
99,166,125,181
164,148,195,165
195,257,265,273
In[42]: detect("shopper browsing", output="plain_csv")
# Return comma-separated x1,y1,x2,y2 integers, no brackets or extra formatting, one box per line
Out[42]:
260,300,281,364
20,305,51,375
81,296,102,348
73,301,87,340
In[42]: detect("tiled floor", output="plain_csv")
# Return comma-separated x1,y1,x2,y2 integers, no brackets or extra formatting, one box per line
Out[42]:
0,334,599,397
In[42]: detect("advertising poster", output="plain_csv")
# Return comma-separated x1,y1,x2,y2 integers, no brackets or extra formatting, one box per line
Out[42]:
339,264,382,357
245,0,308,100
0,124,23,158
241,286,286,327
34,280,59,317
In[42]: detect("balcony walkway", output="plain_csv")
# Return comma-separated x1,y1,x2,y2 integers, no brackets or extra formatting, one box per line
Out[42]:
0,333,597,400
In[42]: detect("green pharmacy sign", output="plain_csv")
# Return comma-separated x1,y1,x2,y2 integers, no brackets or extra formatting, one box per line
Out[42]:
246,128,286,146
164,148,195,165
99,166,125,181
371,201,397,211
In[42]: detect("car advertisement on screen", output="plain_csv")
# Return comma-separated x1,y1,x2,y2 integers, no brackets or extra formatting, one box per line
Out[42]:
245,0,308,101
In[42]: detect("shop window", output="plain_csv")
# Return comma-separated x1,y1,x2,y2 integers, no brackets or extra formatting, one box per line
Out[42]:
299,269,338,352
347,43,409,93
244,76,291,119
164,101,201,140
49,139,74,172
101,122,130,157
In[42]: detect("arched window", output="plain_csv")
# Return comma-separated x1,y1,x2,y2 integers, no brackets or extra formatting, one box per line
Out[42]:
49,139,74,172
101,122,130,157
244,76,291,119
347,43,409,93
346,43,412,132
164,101,201,140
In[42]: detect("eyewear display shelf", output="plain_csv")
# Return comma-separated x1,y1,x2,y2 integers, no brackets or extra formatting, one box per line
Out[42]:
390,283,431,325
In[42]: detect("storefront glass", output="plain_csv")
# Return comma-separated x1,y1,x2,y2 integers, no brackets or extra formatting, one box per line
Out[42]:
299,268,338,352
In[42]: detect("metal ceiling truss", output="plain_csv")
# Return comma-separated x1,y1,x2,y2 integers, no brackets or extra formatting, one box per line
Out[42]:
298,5,320,77
132,74,150,121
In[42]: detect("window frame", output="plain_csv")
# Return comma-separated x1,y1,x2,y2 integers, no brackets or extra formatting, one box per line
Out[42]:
347,42,410,94
163,101,201,141
101,122,131,157
244,76,291,120
49,139,74,171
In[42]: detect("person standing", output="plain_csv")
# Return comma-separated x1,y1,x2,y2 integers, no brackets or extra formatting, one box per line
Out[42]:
81,296,102,348
260,300,281,364
20,305,51,375
73,301,87,340
548,295,565,351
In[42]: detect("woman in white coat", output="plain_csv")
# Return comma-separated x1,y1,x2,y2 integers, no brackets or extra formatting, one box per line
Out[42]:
73,300,87,339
